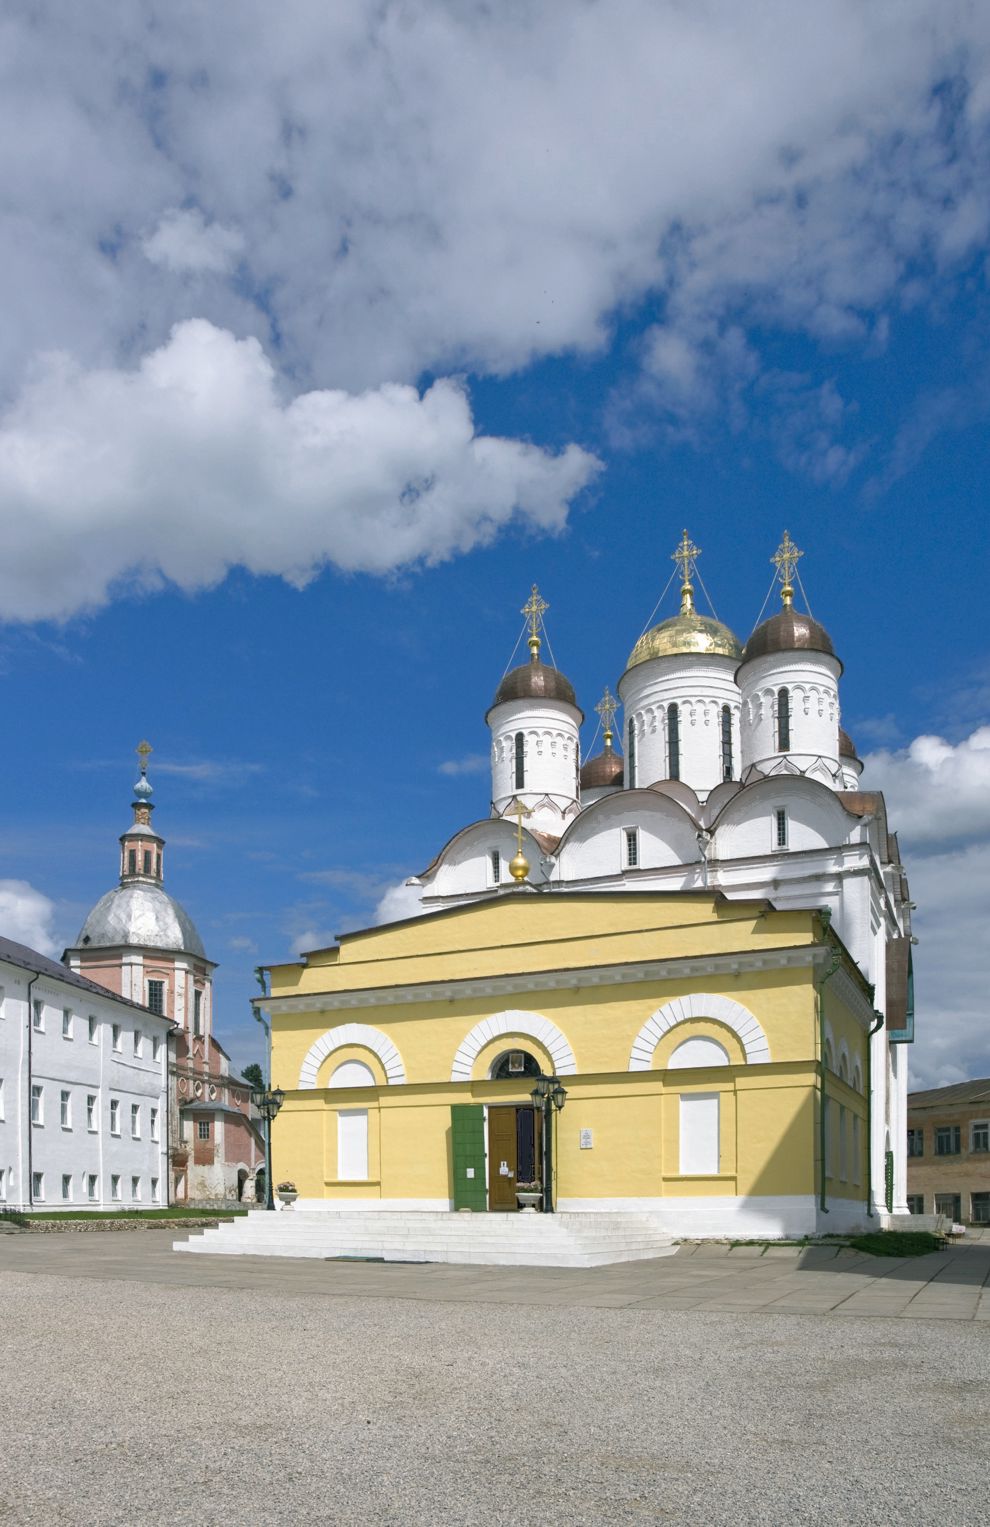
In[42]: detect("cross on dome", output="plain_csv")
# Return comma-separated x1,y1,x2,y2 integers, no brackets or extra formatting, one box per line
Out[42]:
595,685,618,747
522,584,549,660
772,531,803,608
672,529,701,614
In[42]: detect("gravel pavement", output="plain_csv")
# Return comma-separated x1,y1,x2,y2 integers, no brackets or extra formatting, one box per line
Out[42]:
1,1260,988,1526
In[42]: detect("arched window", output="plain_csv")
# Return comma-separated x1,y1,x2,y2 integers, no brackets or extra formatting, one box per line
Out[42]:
668,1037,730,1069
490,1049,542,1080
627,718,636,788
514,732,525,789
777,687,791,751
721,705,733,780
667,704,680,780
330,1059,377,1088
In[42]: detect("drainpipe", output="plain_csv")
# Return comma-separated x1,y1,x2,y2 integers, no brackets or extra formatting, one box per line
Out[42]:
25,973,38,1209
814,927,842,1217
865,1009,884,1219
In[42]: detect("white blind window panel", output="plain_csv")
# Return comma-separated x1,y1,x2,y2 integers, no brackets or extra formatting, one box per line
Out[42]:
337,1109,369,1181
679,1093,720,1175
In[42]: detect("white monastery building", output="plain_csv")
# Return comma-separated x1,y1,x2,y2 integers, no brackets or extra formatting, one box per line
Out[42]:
0,936,171,1211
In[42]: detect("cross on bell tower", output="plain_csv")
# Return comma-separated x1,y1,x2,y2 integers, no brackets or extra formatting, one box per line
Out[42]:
672,529,701,614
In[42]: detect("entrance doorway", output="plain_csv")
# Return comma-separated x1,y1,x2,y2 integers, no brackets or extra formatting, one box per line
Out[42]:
487,1105,541,1211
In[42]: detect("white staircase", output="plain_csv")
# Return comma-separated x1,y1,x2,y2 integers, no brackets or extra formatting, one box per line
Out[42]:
173,1210,677,1268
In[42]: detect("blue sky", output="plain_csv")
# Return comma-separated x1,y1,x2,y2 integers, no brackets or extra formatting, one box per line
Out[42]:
0,3,988,1087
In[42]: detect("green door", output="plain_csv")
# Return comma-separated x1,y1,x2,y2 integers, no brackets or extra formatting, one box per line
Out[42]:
451,1104,486,1211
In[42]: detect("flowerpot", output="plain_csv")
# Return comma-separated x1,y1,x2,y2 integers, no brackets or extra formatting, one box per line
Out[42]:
277,1191,298,1208
516,1191,541,1212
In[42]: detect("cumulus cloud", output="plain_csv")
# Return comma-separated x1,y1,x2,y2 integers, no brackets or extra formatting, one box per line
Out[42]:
438,754,489,777
0,320,600,621
0,880,58,956
0,4,986,447
863,727,990,1088
374,881,433,926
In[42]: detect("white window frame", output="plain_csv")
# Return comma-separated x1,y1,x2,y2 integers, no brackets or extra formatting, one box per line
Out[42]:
151,1176,160,1204
133,1029,143,1058
111,1173,121,1202
971,1120,989,1153
60,1089,72,1130
87,1174,98,1202
62,1008,73,1040
489,849,502,887
152,1035,162,1062
31,1084,43,1126
131,1176,141,1203
197,1119,210,1141
88,1015,98,1044
61,1173,72,1202
623,826,640,870
0,1168,5,1202
32,1000,44,1032
112,1023,122,1052
150,1107,159,1143
774,807,788,850
109,1098,120,1136
32,1171,44,1202
131,1103,141,1140
86,1094,97,1132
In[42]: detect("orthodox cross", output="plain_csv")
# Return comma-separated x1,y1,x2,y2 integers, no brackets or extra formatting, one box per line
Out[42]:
595,685,618,747
772,531,803,606
514,796,532,852
136,739,153,776
522,584,548,657
671,529,700,611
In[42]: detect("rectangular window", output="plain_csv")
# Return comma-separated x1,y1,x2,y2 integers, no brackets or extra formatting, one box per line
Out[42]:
31,1084,43,1126
147,980,164,1016
111,1174,121,1202
667,703,680,781
514,731,525,790
109,1098,120,1135
142,850,152,875
133,1029,143,1057
151,1176,160,1204
906,1194,924,1215
907,1127,924,1157
972,1192,990,1224
152,1035,162,1062
61,1173,72,1202
197,1119,210,1141
32,1000,44,1032
777,687,791,752
88,1015,98,1044
971,1121,989,1153
131,1103,141,1139
935,1193,961,1222
679,1093,720,1175
62,1008,73,1039
0,1168,5,1202
127,848,137,874
193,990,203,1037
337,1108,370,1181
150,1107,159,1142
86,1094,97,1132
87,1174,98,1202
775,808,788,849
32,1171,44,1201
60,1089,71,1129
112,1023,121,1052
934,1126,961,1156
131,1176,141,1202
721,705,733,780
624,827,639,869
0,1076,4,1121
490,849,501,886
627,718,636,788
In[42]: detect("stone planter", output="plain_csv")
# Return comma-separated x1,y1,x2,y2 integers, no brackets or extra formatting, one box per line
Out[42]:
516,1190,542,1212
277,1190,298,1208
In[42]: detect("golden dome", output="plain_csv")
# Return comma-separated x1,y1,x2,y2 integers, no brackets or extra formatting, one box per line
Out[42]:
625,608,742,669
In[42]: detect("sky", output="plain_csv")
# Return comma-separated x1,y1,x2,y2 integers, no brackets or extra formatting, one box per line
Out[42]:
0,1,988,1089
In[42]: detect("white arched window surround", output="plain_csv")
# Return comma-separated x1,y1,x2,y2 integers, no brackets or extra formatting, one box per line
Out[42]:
297,1023,405,1089
629,994,771,1070
451,1011,576,1082
667,1036,731,1070
330,1059,376,1088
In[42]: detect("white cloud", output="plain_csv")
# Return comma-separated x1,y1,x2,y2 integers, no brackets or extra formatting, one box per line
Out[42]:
0,4,985,450
863,727,990,1088
374,881,435,926
438,754,489,777
861,727,990,847
0,880,58,956
0,319,600,622
289,928,337,958
143,208,244,275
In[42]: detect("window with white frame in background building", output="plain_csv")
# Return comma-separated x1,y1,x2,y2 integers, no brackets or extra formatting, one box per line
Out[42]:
935,1193,961,1221
62,1008,73,1039
60,1090,71,1129
935,1126,961,1155
906,1194,924,1215
109,1098,120,1135
147,979,164,1016
131,1176,140,1202
131,1103,140,1139
32,1000,44,1032
150,1107,159,1141
972,1193,990,1224
61,1173,72,1201
198,1119,210,1140
907,1127,923,1156
32,1171,44,1201
152,1034,162,1062
0,1168,6,1201
31,1084,43,1125
151,1176,160,1203
972,1121,989,1153
133,1029,143,1057
624,827,639,869
193,989,203,1036
86,1094,96,1131
112,1023,121,1052
88,1015,98,1043
111,1174,121,1201
87,1174,97,1201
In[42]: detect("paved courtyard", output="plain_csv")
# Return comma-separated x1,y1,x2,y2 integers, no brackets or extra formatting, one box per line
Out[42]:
0,1231,988,1525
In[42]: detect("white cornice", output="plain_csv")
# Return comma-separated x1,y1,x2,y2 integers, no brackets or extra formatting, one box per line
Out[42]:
259,943,832,1017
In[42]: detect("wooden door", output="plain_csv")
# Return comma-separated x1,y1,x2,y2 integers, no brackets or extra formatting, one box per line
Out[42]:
488,1106,518,1211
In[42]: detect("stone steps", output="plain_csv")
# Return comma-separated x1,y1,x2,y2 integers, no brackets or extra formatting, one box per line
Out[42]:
173,1209,677,1267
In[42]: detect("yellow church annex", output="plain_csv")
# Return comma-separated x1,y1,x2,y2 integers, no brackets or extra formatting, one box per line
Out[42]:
264,890,875,1238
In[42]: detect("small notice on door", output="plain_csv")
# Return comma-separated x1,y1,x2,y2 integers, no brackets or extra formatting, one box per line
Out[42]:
499,1161,511,1176
465,1167,475,1179
579,1128,593,1149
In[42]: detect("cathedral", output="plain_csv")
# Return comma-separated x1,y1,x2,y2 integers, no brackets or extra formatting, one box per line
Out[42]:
65,748,264,1204
261,533,914,1241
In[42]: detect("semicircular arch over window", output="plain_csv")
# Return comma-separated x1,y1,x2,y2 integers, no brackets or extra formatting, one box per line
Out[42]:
667,1036,731,1069
451,1011,576,1082
298,1023,405,1089
629,993,770,1070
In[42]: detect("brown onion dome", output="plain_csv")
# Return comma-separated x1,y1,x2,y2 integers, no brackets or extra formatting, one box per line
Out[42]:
741,606,839,667
489,656,579,713
580,746,624,789
839,727,858,759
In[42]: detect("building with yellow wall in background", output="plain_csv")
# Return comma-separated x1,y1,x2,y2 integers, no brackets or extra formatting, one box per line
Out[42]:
258,533,914,1240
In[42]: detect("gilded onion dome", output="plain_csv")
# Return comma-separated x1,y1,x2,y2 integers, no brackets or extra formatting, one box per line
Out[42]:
625,531,741,671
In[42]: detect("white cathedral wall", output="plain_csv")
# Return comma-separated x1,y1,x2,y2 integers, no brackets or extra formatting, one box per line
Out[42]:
619,654,740,798
738,650,841,776
556,794,703,883
489,696,582,831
